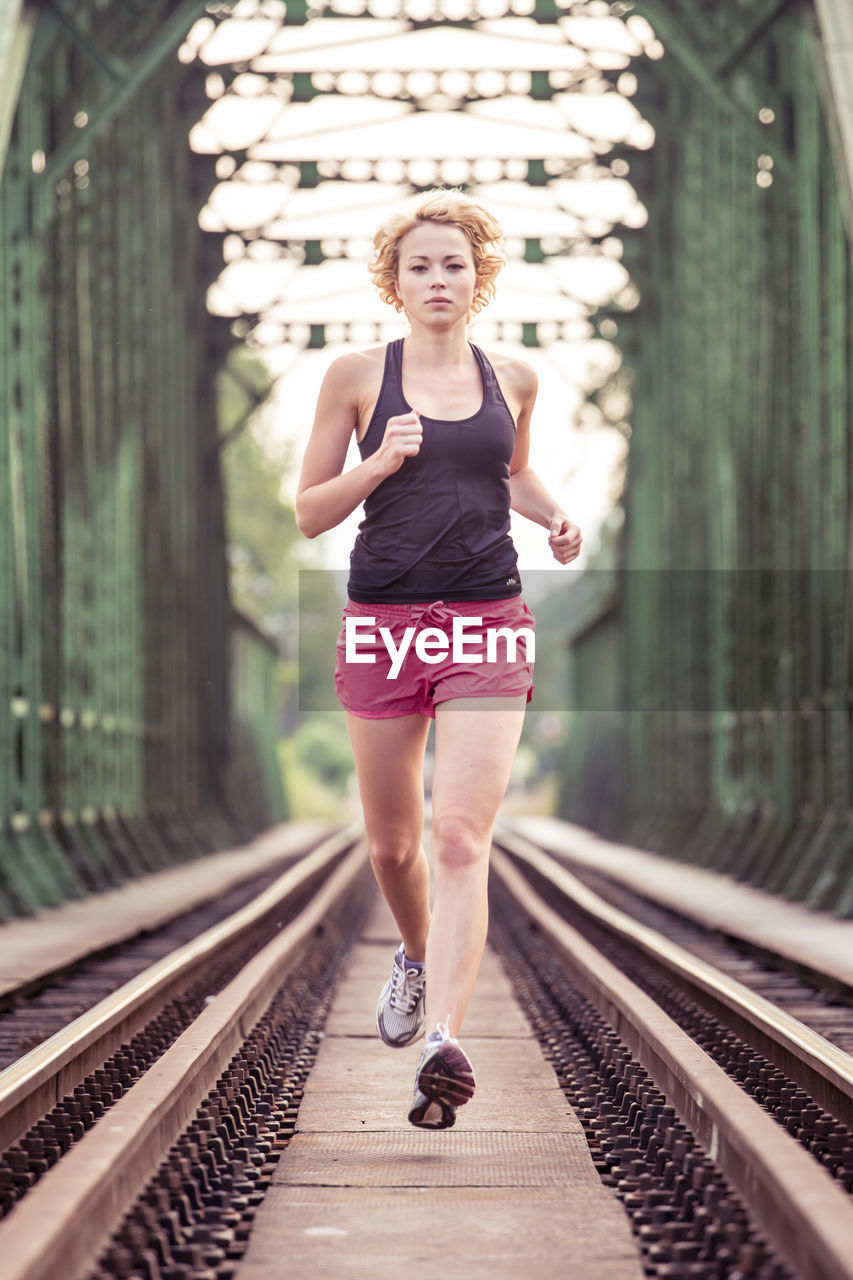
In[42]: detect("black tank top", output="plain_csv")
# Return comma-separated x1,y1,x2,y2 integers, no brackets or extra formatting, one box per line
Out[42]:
347,339,522,603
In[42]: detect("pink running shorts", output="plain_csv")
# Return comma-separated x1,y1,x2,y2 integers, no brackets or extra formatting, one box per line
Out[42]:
334,596,536,720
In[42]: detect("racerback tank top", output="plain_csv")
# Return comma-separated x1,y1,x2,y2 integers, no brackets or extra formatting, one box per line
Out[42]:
346,339,522,603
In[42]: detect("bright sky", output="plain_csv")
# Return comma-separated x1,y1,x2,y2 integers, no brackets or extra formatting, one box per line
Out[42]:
182,1,659,573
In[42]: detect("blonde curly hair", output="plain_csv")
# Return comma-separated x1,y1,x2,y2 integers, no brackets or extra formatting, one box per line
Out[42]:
370,189,505,318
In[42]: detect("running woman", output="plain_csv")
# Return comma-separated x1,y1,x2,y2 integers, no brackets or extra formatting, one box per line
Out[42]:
296,189,582,1128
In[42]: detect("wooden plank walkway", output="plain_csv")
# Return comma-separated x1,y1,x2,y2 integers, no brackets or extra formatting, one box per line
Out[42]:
236,892,644,1280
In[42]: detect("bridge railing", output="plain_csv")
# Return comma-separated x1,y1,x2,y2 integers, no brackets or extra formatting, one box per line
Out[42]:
561,0,853,915
0,4,282,919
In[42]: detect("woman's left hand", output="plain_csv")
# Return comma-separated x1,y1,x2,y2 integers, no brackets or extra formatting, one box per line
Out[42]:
548,514,582,564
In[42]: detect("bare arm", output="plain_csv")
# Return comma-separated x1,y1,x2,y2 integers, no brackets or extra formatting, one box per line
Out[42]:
507,362,583,565
510,464,566,527
295,354,422,539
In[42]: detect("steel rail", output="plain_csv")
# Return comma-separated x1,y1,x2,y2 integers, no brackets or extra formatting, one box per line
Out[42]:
0,822,363,1151
491,844,853,1280
0,830,368,1280
494,825,853,1128
0,820,336,1003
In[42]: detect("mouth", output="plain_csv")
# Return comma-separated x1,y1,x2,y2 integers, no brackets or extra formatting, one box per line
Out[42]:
427,298,450,306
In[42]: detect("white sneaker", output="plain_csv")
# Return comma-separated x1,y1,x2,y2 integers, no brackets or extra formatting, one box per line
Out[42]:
376,944,426,1048
408,1021,476,1129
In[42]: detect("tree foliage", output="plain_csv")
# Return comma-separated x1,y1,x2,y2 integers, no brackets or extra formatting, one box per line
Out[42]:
217,346,300,652
216,346,349,749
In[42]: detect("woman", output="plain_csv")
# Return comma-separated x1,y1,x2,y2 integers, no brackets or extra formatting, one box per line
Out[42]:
296,189,581,1129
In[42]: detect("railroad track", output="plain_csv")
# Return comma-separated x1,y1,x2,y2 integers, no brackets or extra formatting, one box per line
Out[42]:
0,825,372,1280
2,821,853,1279
491,825,853,1280
0,828,336,1074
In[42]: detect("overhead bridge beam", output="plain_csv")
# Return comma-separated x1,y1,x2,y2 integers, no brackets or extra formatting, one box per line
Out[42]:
632,0,853,254
44,0,130,84
39,0,211,186
629,0,793,172
711,0,796,78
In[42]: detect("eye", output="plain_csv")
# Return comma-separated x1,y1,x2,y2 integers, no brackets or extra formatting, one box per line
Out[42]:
410,264,427,272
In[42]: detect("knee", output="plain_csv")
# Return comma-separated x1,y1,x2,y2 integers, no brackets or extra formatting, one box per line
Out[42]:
432,812,490,874
368,835,419,874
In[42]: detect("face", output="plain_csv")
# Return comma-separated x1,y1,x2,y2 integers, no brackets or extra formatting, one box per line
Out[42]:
394,222,477,323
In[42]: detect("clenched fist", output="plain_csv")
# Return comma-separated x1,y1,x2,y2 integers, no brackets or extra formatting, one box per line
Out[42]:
548,514,582,565
374,410,422,477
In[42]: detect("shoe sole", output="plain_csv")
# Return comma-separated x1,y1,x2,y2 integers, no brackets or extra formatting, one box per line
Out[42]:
408,1041,475,1129
408,1091,457,1130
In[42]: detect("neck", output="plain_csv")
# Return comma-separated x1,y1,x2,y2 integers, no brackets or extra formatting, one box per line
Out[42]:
402,322,471,369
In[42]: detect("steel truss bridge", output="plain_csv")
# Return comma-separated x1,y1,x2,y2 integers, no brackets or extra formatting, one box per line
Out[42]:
1,0,852,917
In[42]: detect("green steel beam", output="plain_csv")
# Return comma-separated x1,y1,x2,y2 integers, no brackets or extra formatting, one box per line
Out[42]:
44,0,129,83
39,0,210,185
712,0,796,77
0,1,257,914
630,0,794,172
564,1,853,911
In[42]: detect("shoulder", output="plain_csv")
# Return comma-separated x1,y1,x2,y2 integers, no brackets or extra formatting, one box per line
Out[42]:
481,349,538,417
315,345,391,440
322,345,387,390
483,349,537,396
315,346,389,429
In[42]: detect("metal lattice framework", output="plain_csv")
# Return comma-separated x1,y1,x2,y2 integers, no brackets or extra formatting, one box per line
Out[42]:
0,0,286,920
1,0,648,920
559,0,853,914
185,0,652,362
5,0,852,920
184,0,651,698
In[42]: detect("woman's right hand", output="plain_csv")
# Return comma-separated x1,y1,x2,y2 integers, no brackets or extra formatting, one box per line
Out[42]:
373,410,422,476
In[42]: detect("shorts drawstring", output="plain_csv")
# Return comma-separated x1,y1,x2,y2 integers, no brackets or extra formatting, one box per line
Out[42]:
409,599,461,630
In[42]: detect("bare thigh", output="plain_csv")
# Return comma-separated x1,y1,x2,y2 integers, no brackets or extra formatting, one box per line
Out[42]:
431,696,528,841
345,712,431,850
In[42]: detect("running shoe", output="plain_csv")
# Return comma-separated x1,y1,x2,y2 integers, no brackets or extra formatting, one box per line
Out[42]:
408,1021,476,1130
376,944,426,1047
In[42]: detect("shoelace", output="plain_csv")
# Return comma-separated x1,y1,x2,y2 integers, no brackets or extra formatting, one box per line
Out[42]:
389,960,425,1014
